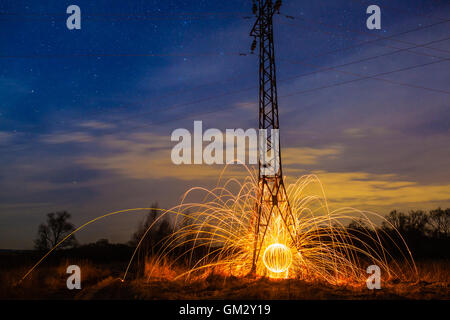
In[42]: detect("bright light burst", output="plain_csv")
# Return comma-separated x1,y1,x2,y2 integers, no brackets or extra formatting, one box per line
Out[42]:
140,169,417,285
22,167,417,286
263,243,292,274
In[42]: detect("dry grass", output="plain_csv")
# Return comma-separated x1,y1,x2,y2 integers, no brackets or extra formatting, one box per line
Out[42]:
1,259,448,300
415,260,450,283
0,259,116,299
143,257,181,280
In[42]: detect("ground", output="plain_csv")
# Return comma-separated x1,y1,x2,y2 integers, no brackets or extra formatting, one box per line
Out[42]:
0,253,448,300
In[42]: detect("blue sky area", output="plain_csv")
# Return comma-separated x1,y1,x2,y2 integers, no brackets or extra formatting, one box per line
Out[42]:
0,0,449,248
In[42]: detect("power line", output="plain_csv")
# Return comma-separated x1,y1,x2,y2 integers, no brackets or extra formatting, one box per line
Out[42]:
1,78,256,152
5,101,242,153
2,18,448,123
4,34,449,139
3,65,254,134
89,36,450,128
280,36,450,95
278,14,446,64
0,11,249,22
280,58,450,99
0,15,249,23
349,0,450,22
2,12,447,61
3,32,446,135
112,84,255,125
0,11,252,24
278,20,449,62
0,52,248,59
5,35,450,139
0,11,249,17
280,14,450,56
3,10,450,151
282,56,450,95
5,56,449,153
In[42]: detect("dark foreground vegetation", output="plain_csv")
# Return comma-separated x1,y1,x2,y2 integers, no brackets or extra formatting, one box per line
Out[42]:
0,207,448,300
0,253,448,300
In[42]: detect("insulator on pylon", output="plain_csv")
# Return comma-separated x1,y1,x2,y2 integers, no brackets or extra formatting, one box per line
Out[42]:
251,39,257,53
252,1,258,15
274,0,282,13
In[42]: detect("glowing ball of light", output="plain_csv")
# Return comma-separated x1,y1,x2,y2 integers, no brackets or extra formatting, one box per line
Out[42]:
263,243,293,273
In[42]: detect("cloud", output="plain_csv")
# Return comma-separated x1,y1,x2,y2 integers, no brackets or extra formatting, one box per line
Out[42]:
0,202,53,210
0,132,13,145
78,131,245,181
76,132,343,181
78,121,115,130
41,132,93,144
283,146,342,165
343,127,390,138
235,101,257,111
284,171,450,210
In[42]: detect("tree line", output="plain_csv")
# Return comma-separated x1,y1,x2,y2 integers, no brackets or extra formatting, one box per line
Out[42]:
34,207,449,260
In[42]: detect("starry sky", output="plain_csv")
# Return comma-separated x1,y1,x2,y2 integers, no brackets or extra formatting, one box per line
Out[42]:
0,0,449,249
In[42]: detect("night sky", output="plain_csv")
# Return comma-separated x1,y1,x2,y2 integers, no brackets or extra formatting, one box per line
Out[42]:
0,0,449,249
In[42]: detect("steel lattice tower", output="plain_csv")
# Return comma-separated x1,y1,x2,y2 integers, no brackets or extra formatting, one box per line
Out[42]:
249,0,296,274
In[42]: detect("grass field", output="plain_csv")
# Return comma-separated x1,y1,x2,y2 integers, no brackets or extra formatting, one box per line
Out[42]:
1,254,448,300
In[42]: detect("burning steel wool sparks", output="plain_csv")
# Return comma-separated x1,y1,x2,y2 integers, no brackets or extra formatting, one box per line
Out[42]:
22,168,417,286
263,243,293,274
132,168,417,284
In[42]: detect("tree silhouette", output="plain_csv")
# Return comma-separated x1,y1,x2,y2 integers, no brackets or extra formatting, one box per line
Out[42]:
130,202,171,255
34,211,78,251
383,208,448,237
407,210,428,235
428,208,449,238
382,210,409,233
380,208,449,259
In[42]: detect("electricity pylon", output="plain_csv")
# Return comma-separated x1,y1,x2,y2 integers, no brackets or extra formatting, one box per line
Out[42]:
249,0,296,274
